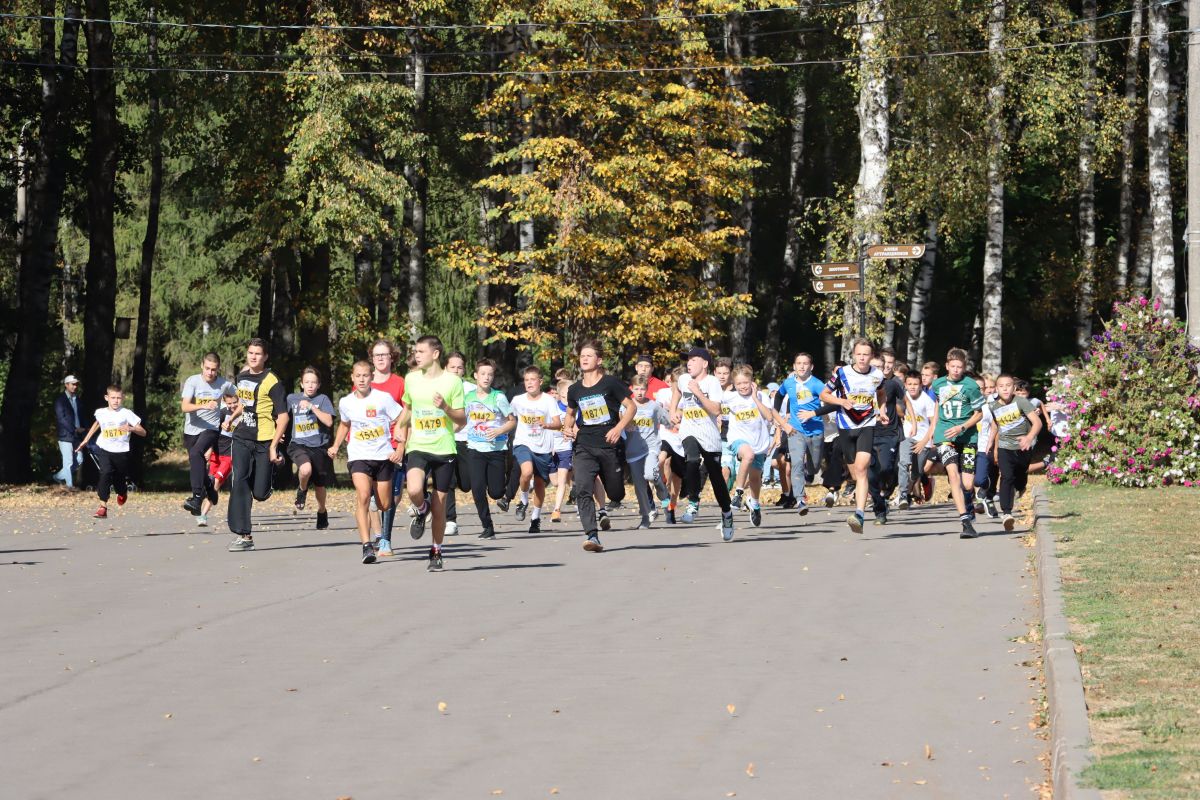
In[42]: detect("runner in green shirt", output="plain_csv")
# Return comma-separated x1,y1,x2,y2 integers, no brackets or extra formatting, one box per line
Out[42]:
919,347,985,539
395,335,466,571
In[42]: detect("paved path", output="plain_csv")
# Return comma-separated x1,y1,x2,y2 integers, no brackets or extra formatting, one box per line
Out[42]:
2,494,1044,799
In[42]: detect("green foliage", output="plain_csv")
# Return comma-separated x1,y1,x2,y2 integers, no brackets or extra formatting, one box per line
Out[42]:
1048,298,1200,488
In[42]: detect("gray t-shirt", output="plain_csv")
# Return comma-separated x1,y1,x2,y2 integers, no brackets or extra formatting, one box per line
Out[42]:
626,400,669,462
182,374,232,435
287,392,335,448
989,396,1037,450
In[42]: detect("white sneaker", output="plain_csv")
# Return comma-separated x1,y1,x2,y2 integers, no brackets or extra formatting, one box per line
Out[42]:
196,515,208,527
823,491,836,508
648,508,658,524
445,520,459,536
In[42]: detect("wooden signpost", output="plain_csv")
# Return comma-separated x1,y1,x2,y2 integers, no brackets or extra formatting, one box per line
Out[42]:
812,244,926,338
811,277,861,294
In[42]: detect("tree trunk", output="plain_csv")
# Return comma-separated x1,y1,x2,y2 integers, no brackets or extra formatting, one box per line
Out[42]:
81,0,120,418
1134,209,1153,293
726,13,753,363
270,246,297,370
823,328,836,374
1075,0,1098,350
354,242,376,322
378,233,395,330
852,0,888,339
256,255,273,342
1147,0,1175,317
980,0,1006,375
297,245,331,378
405,34,428,333
0,2,79,483
906,216,936,367
1115,0,1144,296
131,6,162,483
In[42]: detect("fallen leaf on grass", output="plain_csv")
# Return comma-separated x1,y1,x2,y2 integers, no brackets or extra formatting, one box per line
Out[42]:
163,713,172,719
726,704,736,715
914,779,927,785
924,744,933,760
745,763,755,778
438,701,448,714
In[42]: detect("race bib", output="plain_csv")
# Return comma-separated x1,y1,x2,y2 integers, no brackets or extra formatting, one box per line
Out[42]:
682,406,708,421
295,421,318,434
993,403,1025,431
102,427,125,438
733,408,758,422
519,413,544,434
797,389,812,402
848,392,874,408
578,394,611,425
354,426,385,441
414,408,445,433
635,416,655,429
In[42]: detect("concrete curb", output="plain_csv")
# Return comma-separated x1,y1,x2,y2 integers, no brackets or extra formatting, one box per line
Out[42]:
1032,487,1101,800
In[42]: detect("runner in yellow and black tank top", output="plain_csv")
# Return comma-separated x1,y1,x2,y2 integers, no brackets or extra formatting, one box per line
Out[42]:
233,369,286,442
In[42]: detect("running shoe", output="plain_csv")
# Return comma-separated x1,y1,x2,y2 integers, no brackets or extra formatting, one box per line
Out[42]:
551,509,562,523
93,506,107,519
681,503,698,524
823,491,836,508
750,506,762,527
428,547,444,571
294,487,307,511
514,501,527,522
227,535,254,551
983,498,999,519
732,489,745,510
796,499,809,517
846,512,864,534
566,489,577,506
196,514,208,528
648,508,658,524
376,538,393,557
636,518,651,529
773,494,788,507
721,511,734,542
583,535,603,552
528,517,541,534
598,509,611,531
362,543,377,564
665,508,677,524
315,511,329,530
445,520,459,537
116,494,127,507
409,505,427,540
873,511,888,526
182,496,201,516
897,496,911,511
841,486,856,500
496,496,510,513
478,527,496,540
780,495,798,510
1002,513,1016,532
973,497,986,515
960,519,979,539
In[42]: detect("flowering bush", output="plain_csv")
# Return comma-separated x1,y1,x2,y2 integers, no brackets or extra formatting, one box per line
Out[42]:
1048,297,1200,488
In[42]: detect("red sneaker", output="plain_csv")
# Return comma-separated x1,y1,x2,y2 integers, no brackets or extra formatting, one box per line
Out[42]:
93,506,108,518
117,494,127,507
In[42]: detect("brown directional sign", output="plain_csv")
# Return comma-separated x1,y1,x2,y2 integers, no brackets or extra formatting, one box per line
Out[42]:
866,243,926,260
811,277,862,294
811,262,861,278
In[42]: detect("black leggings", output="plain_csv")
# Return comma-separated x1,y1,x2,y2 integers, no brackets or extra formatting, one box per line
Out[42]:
96,449,130,502
229,438,274,536
997,448,1032,514
184,430,218,499
682,436,732,513
573,443,625,537
467,449,507,532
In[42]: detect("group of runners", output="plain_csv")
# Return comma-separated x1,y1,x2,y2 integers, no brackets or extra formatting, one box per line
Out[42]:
80,333,1058,569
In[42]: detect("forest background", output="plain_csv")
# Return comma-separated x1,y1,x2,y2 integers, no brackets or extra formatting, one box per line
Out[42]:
0,0,1191,482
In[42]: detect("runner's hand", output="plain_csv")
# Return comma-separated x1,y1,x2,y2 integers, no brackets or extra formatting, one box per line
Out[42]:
432,392,445,409
388,448,404,464
782,423,797,435
118,424,132,433
878,410,890,426
269,444,283,464
204,400,219,411
1018,434,1035,451
298,399,311,412
669,410,682,426
798,410,816,422
604,428,622,445
945,425,961,439
326,446,338,460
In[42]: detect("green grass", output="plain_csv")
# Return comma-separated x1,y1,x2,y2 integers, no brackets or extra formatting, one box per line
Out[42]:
1048,484,1200,799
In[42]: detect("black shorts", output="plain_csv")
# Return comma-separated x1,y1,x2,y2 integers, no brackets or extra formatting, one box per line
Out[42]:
348,459,396,482
660,441,686,477
838,426,876,462
287,441,335,487
934,441,978,473
406,450,457,492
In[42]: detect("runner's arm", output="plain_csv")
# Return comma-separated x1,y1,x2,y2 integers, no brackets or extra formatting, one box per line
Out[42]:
693,387,722,416
130,422,147,438
668,385,682,425
1019,408,1043,451
488,414,517,439
76,421,100,451
327,421,350,459
309,404,333,427
819,387,851,410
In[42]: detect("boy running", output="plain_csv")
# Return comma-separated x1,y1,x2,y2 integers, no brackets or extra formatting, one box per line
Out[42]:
395,336,467,570
819,339,889,533
369,339,406,554
989,375,1042,530
197,387,241,527
897,372,936,508
669,347,735,541
463,359,516,540
656,367,686,523
627,375,670,529
773,352,825,514
918,348,986,539
287,367,335,530
227,339,289,552
180,353,231,516
329,361,405,563
548,379,575,524
509,366,562,532
77,384,147,519
563,339,636,552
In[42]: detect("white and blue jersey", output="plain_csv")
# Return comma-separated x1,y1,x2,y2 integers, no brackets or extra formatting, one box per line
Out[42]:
824,366,885,430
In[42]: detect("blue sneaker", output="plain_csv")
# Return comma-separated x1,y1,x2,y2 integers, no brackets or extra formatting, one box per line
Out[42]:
681,502,698,523
721,511,734,542
376,537,393,556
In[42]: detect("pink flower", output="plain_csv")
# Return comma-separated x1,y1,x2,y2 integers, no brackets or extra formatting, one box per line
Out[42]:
1140,297,1148,306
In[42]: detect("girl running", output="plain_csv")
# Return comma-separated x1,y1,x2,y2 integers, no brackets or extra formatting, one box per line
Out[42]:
463,358,515,540
627,375,670,529
723,365,776,528
287,367,335,530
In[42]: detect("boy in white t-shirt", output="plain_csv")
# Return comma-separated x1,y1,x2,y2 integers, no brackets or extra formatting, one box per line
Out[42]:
655,367,685,523
723,366,775,529
897,372,936,508
509,365,563,529
77,384,147,519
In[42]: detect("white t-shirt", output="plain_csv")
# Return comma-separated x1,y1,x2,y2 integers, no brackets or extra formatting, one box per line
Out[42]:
976,403,997,451
722,390,771,455
654,386,681,452
903,392,936,447
94,407,142,453
511,392,560,454
338,389,402,462
454,381,477,443
676,373,723,453
181,374,232,435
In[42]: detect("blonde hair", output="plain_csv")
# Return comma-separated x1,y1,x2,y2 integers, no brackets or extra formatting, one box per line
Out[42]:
732,364,754,381
630,374,649,388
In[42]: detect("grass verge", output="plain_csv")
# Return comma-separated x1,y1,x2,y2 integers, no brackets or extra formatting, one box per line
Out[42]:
1047,483,1200,799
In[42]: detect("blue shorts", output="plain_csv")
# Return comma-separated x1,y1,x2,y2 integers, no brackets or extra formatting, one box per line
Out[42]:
720,439,736,470
728,439,767,471
514,445,553,481
551,448,573,472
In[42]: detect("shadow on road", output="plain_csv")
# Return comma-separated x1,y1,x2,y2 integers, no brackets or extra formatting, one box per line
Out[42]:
0,547,68,554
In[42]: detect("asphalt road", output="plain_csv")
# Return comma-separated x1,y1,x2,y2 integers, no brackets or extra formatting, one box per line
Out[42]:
1,492,1044,799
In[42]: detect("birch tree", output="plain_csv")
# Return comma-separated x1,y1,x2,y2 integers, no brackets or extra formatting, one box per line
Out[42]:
980,0,1006,374
1075,0,1097,349
1115,0,1144,295
1147,0,1175,316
